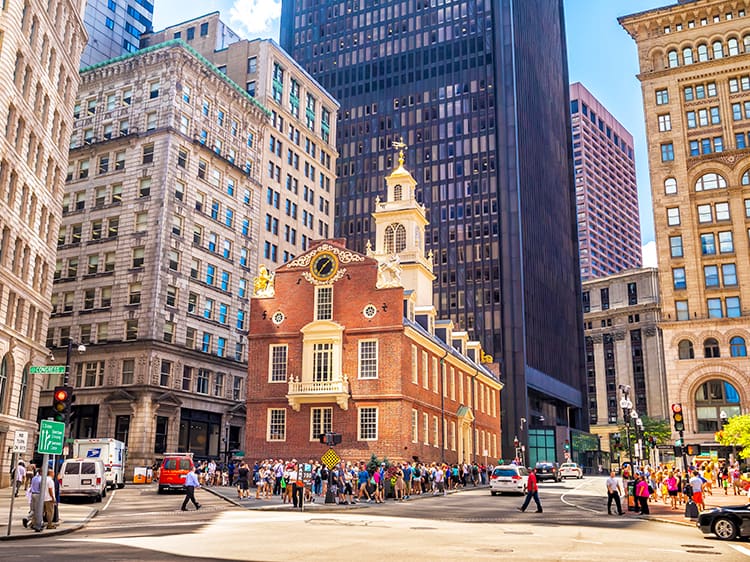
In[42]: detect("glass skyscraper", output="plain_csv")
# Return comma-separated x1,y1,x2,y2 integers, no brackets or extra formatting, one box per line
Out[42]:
80,0,154,67
281,0,586,456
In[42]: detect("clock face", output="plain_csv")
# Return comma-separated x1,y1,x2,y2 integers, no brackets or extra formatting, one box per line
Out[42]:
310,252,339,282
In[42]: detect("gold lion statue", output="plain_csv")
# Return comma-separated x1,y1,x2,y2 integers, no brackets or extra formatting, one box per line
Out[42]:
253,265,275,297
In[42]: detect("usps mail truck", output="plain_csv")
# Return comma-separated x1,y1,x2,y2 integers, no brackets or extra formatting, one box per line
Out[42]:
72,438,127,489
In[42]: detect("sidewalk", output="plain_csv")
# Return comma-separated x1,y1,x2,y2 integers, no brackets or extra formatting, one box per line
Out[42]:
204,482,488,512
641,485,748,527
0,486,98,541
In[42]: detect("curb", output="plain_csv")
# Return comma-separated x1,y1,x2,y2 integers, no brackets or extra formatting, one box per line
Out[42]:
0,508,99,542
641,515,697,528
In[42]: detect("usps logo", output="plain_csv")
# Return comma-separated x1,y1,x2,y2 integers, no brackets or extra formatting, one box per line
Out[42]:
86,448,102,458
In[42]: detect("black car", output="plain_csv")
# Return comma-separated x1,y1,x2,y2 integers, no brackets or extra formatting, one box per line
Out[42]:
534,462,561,482
697,502,750,540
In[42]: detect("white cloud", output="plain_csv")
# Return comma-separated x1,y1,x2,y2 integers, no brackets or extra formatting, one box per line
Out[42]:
642,240,658,268
229,0,282,36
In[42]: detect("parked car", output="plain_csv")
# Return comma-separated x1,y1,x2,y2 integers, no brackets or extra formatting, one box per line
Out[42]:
559,462,583,479
490,465,529,495
697,502,750,540
157,453,194,493
59,458,108,502
535,462,561,482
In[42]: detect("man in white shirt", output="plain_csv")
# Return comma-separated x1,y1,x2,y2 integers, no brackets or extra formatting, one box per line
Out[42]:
689,471,705,511
605,471,624,515
14,460,26,497
44,469,57,529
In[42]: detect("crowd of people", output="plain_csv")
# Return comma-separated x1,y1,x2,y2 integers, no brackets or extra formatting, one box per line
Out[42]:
189,458,495,506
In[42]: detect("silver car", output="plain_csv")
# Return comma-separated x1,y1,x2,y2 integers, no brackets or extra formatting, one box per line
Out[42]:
490,465,529,495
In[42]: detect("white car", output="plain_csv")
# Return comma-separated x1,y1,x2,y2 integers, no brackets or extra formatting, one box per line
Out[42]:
490,465,529,495
559,462,583,479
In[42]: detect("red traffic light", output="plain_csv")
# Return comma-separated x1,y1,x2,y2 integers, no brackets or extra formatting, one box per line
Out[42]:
671,403,682,413
54,389,69,401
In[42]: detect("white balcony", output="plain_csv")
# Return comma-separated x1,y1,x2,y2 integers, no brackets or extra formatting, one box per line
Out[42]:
286,374,349,411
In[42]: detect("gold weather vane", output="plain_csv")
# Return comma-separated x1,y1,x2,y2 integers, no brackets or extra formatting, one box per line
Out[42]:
392,137,408,167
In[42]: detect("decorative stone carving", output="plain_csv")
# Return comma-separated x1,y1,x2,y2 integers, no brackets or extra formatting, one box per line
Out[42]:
376,254,402,288
643,326,657,337
613,331,626,341
591,334,604,344
253,264,275,298
286,243,365,269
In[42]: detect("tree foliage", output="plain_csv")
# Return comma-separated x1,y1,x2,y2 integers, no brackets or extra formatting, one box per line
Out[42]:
716,414,750,459
618,416,671,445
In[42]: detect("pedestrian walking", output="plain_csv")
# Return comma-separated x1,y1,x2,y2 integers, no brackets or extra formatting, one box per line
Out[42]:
181,465,202,511
635,475,650,514
44,469,57,529
518,468,542,513
29,468,43,532
606,471,624,515
14,460,26,497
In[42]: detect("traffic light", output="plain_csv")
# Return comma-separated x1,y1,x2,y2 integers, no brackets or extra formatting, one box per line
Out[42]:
671,403,685,432
318,432,342,446
52,385,73,423
686,444,702,456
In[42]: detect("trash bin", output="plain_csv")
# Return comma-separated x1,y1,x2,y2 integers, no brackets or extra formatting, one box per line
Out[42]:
626,480,637,512
133,467,148,484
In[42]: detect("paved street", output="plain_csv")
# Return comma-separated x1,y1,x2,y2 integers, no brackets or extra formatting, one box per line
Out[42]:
1,477,748,560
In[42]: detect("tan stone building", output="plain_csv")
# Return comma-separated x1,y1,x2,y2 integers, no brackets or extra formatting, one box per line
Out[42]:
0,0,87,486
582,268,668,462
621,1,749,449
43,39,269,474
142,13,339,267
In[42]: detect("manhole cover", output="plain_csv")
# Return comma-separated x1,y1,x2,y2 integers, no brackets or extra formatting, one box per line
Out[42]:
685,551,720,556
477,548,514,554
681,545,714,549
503,531,533,535
410,526,437,530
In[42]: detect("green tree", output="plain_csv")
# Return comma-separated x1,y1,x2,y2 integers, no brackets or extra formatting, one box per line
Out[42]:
716,414,750,459
618,416,671,463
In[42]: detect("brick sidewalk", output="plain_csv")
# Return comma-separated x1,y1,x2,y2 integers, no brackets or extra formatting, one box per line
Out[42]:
641,485,749,526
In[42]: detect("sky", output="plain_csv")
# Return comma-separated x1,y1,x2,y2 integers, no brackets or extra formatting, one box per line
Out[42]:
152,0,664,265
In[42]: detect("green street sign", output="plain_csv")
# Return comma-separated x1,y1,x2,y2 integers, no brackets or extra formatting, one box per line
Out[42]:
29,365,66,375
38,419,65,455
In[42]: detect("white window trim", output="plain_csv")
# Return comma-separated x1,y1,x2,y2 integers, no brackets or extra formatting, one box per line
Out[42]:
314,285,333,321
309,407,332,441
268,344,288,383
358,339,379,379
423,413,429,445
267,408,286,442
411,345,418,384
357,406,378,441
411,409,418,443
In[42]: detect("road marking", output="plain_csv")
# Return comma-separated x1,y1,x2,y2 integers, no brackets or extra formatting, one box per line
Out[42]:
729,544,750,558
102,488,116,511
559,480,602,513
572,539,603,545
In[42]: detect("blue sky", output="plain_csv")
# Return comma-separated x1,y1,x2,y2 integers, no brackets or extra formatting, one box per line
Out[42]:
154,0,663,254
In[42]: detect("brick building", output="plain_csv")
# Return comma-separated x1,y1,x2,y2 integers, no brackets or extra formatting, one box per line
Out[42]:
246,152,502,464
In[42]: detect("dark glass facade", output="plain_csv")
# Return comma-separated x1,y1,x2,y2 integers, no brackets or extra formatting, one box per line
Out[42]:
281,0,585,455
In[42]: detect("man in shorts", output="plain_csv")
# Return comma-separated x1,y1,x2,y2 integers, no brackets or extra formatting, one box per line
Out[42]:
689,471,705,511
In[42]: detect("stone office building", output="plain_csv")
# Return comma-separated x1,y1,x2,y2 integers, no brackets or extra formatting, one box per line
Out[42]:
0,0,87,486
41,39,269,472
621,1,750,449
246,154,502,464
582,268,668,463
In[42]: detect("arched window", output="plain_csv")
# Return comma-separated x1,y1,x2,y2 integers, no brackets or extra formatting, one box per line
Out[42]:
728,38,740,56
651,52,665,71
668,49,679,67
742,169,750,185
0,354,10,414
744,34,750,53
664,177,678,194
393,184,402,201
682,47,694,65
678,339,694,359
694,172,726,191
16,364,29,417
730,336,747,357
695,379,741,432
704,337,720,358
384,223,406,254
712,41,724,59
697,44,709,61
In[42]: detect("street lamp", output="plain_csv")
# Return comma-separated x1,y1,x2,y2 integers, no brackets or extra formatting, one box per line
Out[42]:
64,340,87,386
720,410,728,427
634,415,644,467
619,384,635,478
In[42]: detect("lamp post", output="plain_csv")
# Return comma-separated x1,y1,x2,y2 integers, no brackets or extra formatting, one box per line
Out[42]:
224,421,231,467
634,414,644,469
619,385,634,477
64,339,87,386
720,410,728,427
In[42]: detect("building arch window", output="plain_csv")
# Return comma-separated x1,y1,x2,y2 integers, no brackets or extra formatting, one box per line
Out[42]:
16,364,29,417
697,44,709,61
0,353,11,414
695,172,726,191
728,37,740,56
668,49,679,67
744,34,750,53
730,336,747,357
703,337,720,358
384,223,406,254
678,339,694,359
695,379,741,432
742,169,750,185
712,40,724,59
664,177,678,194
682,47,694,65
393,184,402,201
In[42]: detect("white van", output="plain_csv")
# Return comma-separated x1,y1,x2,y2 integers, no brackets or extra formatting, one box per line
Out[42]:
60,458,108,502
72,438,126,489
